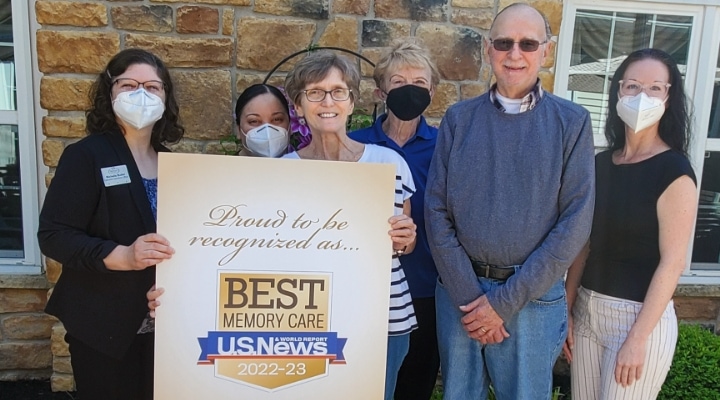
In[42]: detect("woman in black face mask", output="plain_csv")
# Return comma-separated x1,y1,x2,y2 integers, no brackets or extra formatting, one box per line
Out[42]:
349,38,441,400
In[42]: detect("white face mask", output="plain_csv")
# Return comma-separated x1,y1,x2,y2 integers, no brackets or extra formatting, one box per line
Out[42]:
616,92,666,133
112,88,165,130
241,123,289,158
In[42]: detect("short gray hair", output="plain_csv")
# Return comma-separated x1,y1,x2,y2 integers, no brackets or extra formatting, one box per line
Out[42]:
284,51,360,104
372,38,440,91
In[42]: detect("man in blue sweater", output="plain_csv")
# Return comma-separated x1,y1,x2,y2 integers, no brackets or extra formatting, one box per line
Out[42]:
425,3,595,399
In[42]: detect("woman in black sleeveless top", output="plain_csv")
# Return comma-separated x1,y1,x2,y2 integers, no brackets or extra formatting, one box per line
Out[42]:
564,49,697,400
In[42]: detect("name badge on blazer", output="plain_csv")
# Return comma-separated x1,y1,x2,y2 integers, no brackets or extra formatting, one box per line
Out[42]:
101,165,131,187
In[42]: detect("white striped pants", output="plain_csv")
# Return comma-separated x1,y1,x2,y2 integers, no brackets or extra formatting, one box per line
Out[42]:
570,287,677,400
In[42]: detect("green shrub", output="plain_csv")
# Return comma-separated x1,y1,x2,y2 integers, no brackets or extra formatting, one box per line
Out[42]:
658,323,720,400
347,111,374,132
431,386,443,400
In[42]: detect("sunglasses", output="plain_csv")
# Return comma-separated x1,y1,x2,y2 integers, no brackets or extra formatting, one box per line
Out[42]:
490,38,547,52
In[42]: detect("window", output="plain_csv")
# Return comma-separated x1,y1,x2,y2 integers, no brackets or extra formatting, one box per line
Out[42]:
693,20,720,271
0,0,39,273
706,50,720,140
564,11,692,138
555,0,720,277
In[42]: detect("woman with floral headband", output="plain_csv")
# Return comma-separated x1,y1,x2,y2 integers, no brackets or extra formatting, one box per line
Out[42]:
146,84,299,317
233,83,292,157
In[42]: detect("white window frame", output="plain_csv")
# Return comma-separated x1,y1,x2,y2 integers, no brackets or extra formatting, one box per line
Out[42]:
555,0,720,282
0,0,40,274
686,6,720,279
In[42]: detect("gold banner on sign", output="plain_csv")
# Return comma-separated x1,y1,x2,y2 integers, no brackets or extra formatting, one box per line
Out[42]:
198,272,345,391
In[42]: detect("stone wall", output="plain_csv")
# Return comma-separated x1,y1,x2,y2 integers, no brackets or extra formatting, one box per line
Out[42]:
36,0,563,171
0,276,54,381
674,285,720,333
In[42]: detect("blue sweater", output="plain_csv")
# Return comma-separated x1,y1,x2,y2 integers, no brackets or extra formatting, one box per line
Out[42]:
425,92,595,321
350,115,439,298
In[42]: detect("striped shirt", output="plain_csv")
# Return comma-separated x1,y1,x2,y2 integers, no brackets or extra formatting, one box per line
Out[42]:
284,144,418,335
361,145,418,336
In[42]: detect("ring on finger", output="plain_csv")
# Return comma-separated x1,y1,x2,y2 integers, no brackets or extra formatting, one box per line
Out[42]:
480,327,487,333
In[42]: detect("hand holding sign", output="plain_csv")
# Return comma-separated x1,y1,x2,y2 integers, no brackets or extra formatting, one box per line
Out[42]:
104,233,174,271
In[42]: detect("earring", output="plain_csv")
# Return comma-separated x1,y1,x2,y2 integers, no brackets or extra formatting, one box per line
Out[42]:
298,117,306,125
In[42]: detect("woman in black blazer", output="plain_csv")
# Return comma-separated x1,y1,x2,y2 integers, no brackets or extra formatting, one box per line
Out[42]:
38,49,184,400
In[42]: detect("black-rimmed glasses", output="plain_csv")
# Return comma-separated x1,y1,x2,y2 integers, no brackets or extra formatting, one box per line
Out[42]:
490,38,547,52
301,88,352,102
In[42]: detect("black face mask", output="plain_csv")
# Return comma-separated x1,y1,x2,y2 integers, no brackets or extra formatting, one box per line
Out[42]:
385,85,431,121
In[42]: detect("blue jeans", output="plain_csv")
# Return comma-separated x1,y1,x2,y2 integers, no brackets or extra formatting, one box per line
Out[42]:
385,333,410,400
436,277,567,400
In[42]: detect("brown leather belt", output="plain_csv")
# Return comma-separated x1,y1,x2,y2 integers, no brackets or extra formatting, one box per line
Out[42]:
471,260,516,280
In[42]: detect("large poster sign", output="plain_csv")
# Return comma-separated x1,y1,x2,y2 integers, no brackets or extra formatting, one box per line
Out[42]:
155,153,395,399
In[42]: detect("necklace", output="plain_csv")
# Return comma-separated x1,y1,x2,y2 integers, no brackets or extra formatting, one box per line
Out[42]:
299,139,364,162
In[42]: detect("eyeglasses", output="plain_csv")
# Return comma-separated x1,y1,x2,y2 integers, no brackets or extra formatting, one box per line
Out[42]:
113,78,165,95
301,88,352,102
619,79,671,98
490,38,547,52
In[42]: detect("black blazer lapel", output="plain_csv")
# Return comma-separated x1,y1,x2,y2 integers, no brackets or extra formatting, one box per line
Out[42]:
105,131,157,233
